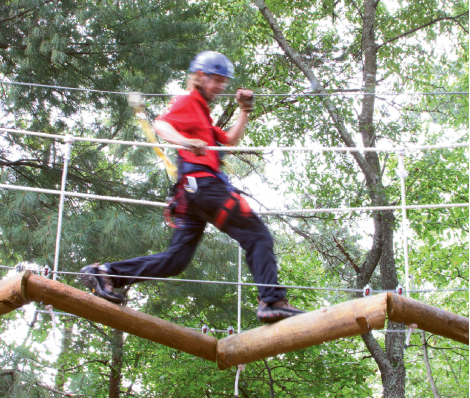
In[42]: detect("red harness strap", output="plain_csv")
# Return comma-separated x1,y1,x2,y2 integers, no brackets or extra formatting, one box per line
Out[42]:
165,177,253,230
214,192,252,230
215,196,238,230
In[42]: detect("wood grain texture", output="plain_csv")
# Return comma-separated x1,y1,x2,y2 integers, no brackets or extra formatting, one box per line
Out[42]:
0,270,30,315
24,273,218,361
1,273,467,367
387,293,469,345
216,293,388,369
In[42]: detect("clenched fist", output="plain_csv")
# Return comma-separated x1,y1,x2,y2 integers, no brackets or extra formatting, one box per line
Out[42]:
236,89,254,112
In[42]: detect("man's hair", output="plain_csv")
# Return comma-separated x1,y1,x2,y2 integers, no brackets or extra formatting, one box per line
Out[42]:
186,73,203,90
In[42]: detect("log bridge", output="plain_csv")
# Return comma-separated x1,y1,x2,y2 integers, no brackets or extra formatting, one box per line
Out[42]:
1,271,468,369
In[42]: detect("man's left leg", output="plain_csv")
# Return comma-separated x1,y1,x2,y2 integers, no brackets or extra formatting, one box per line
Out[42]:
223,214,306,323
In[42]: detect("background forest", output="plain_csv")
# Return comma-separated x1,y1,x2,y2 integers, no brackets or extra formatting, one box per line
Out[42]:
0,0,468,397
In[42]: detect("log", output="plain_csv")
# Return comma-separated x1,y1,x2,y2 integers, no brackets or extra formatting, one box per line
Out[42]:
216,293,388,369
387,293,469,345
0,272,218,362
0,271,30,316
2,272,467,366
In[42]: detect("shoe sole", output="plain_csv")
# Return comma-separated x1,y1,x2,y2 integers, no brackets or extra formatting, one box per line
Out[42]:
257,308,305,324
80,267,124,305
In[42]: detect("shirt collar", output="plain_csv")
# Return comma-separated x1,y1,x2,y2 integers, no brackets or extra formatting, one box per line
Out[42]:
189,89,212,118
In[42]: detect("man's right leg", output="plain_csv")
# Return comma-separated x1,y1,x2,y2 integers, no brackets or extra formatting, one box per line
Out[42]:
81,219,206,301
187,178,305,323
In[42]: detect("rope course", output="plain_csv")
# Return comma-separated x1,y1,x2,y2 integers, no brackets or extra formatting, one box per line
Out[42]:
1,80,468,97
0,265,467,294
0,85,468,370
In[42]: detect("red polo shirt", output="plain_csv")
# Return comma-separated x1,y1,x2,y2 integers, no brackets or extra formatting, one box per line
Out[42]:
157,89,228,178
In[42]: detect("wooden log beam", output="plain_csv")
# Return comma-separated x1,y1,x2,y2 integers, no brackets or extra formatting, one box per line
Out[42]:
2,272,467,367
0,271,31,316
8,273,217,362
387,293,469,345
216,293,388,369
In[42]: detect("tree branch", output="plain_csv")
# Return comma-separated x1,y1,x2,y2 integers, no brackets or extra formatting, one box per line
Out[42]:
333,236,360,273
0,6,36,24
36,380,86,397
421,331,441,398
62,359,109,373
349,0,363,19
253,0,379,188
0,0,55,24
263,359,275,398
356,213,383,291
377,11,469,49
361,332,390,373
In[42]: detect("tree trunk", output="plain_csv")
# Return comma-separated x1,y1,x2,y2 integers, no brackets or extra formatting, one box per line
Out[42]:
254,0,407,396
359,0,406,395
109,328,124,398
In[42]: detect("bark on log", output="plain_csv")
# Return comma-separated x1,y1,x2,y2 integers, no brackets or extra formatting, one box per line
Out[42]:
216,293,388,369
1,273,468,366
0,271,30,315
1,272,217,361
387,293,469,345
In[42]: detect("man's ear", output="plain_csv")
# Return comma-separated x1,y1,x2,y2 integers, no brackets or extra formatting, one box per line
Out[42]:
196,70,206,79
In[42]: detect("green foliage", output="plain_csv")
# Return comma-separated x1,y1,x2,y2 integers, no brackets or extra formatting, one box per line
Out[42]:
0,0,468,397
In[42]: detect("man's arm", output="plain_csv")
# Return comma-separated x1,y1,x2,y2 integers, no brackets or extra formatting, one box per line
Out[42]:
153,120,207,156
225,89,254,146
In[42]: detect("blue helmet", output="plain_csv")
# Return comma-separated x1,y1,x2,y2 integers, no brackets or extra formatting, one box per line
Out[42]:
189,51,234,79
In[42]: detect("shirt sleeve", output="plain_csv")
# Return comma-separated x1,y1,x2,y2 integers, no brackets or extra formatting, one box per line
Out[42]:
213,126,229,145
156,95,194,132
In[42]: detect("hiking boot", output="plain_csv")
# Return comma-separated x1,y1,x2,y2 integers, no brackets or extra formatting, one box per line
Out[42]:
257,296,306,324
80,263,124,304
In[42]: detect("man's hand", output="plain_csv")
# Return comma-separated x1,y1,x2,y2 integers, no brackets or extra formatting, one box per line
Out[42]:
182,138,207,156
236,89,254,112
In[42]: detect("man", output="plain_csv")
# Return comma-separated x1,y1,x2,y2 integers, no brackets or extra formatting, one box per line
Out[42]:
81,51,304,323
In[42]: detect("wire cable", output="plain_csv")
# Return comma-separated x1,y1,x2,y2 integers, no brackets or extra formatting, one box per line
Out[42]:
1,127,468,153
2,266,467,293
1,80,468,97
1,182,468,214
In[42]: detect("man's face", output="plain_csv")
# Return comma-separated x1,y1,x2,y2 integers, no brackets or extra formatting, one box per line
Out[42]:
198,72,229,101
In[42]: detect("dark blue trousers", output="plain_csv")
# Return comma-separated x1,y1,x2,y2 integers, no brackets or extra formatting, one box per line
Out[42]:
106,177,286,303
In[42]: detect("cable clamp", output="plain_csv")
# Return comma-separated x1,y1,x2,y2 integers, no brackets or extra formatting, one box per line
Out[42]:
396,284,404,295
15,263,25,273
363,284,372,297
43,265,51,278
227,326,235,336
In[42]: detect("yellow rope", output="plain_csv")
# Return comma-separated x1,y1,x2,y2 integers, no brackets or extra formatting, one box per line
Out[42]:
128,92,177,179
137,116,177,179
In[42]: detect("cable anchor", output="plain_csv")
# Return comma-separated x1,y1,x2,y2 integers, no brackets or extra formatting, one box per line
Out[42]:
43,265,51,278
15,263,25,273
396,284,404,295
